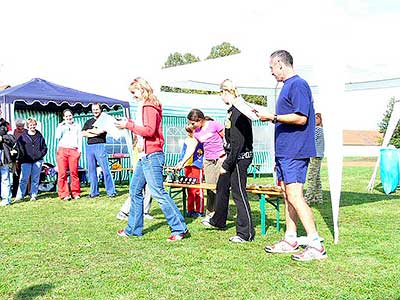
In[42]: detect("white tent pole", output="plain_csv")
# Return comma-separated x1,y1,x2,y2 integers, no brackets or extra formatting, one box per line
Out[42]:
316,40,345,244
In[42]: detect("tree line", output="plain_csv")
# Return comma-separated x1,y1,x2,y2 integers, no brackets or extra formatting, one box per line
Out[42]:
161,42,266,106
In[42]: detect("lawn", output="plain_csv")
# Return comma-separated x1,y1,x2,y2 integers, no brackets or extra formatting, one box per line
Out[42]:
0,163,399,300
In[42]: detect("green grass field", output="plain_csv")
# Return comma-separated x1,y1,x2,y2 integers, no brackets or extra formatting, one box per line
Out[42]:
0,164,399,300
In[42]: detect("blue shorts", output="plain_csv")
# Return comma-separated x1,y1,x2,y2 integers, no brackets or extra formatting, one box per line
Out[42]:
275,157,310,184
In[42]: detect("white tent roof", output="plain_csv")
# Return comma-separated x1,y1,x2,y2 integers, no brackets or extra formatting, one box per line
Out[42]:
156,50,353,244
157,51,400,98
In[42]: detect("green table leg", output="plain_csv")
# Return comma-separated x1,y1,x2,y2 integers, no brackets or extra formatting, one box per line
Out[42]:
260,194,266,236
182,188,187,217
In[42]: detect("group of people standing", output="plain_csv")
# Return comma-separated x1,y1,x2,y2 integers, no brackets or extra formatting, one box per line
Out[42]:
114,49,327,262
0,114,48,206
0,103,117,206
56,104,117,201
1,49,327,262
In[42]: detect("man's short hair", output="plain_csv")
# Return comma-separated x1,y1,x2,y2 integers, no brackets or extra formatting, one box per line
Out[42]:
15,118,25,127
92,103,102,110
270,50,293,67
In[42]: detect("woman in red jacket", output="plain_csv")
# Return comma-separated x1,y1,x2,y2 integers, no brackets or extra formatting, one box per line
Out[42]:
115,77,188,241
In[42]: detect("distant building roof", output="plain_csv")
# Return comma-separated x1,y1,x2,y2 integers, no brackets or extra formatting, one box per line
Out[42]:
343,130,382,146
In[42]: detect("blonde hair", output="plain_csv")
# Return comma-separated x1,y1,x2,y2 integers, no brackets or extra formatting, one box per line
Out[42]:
26,117,37,126
129,77,161,107
219,79,239,97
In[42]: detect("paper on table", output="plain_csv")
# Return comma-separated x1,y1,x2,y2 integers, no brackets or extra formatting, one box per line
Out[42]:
231,97,270,120
93,112,123,139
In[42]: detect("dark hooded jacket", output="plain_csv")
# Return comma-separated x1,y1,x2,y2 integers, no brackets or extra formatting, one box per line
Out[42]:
16,130,48,164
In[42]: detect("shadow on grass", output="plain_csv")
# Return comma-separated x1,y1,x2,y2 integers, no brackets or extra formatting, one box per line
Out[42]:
314,187,400,240
14,283,54,300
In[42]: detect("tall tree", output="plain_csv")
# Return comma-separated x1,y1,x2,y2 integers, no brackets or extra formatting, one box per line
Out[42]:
206,42,240,60
378,97,400,147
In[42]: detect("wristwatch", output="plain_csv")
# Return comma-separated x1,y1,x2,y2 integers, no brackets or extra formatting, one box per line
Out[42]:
272,114,278,124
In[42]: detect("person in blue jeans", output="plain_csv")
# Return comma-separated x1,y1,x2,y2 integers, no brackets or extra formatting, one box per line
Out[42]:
15,118,47,202
115,77,188,241
81,103,116,198
0,111,16,206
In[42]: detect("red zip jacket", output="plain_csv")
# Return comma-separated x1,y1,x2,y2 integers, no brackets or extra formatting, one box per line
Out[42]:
125,102,164,154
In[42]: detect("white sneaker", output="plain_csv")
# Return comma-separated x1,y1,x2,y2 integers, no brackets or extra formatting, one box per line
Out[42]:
265,239,299,253
229,236,248,243
30,197,37,201
144,213,154,220
116,211,129,221
291,245,328,262
1,200,10,206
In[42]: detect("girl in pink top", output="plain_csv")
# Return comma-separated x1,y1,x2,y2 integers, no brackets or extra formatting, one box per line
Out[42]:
187,109,225,216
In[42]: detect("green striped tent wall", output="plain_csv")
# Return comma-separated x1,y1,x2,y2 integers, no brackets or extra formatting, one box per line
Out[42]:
14,109,125,170
15,107,273,183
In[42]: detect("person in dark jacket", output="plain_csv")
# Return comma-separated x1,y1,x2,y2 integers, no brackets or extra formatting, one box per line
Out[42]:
0,112,16,206
11,119,26,198
201,79,255,243
15,118,48,201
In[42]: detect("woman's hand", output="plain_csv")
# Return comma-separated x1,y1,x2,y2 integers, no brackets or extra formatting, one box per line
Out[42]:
115,117,128,129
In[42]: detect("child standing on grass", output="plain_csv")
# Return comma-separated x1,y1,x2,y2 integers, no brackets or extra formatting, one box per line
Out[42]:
305,113,325,204
115,77,188,241
175,123,204,218
186,109,225,217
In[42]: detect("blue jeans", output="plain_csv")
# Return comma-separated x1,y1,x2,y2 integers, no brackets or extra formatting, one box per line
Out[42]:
86,143,116,196
0,165,11,203
124,152,187,236
17,160,43,199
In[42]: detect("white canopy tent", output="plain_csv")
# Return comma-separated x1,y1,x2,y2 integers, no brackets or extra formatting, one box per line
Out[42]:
155,49,400,244
153,49,355,244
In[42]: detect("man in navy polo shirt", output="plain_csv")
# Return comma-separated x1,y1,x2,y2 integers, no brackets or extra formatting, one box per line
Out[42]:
257,50,327,262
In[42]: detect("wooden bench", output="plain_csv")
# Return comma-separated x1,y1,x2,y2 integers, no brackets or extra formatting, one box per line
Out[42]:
163,182,283,236
110,168,134,184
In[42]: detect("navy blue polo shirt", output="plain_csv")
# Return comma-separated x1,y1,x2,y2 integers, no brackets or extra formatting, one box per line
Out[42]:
275,75,316,159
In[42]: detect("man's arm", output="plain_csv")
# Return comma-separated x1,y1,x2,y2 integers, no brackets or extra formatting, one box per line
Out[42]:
257,112,307,125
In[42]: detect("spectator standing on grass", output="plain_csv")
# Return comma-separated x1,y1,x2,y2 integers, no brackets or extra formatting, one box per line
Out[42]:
175,123,204,218
115,77,188,241
0,110,16,206
11,119,26,198
305,113,325,204
257,50,327,262
55,109,82,201
81,103,116,199
201,79,255,243
15,118,47,202
187,109,225,218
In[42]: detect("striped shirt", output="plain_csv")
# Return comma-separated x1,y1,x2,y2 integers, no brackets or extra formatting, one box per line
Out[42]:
315,126,325,158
